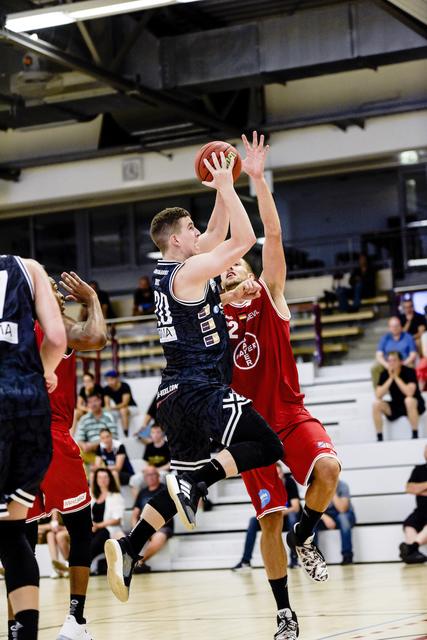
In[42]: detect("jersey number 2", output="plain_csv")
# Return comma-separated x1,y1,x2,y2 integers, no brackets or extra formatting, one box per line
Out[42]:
0,270,8,319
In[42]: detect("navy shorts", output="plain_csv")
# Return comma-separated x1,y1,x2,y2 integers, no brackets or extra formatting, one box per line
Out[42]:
0,414,52,517
157,381,252,473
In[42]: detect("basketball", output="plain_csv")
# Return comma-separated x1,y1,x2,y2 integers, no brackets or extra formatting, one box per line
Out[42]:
194,141,242,183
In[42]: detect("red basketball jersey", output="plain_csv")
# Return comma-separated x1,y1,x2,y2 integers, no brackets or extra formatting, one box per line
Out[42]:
224,279,305,434
35,321,76,431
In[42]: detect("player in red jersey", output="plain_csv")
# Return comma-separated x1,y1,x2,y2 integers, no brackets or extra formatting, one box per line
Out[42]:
222,133,341,640
9,273,107,640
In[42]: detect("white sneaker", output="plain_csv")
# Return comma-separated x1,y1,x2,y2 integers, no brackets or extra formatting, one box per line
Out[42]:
57,615,94,640
50,571,63,579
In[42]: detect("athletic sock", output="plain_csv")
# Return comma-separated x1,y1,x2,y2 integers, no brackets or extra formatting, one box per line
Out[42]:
128,520,156,558
268,576,290,611
295,505,323,543
190,459,226,488
14,610,39,639
412,430,418,439
70,594,86,625
377,433,383,442
407,542,419,554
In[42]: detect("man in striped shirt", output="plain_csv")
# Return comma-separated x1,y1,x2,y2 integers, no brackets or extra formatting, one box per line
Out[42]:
76,393,118,460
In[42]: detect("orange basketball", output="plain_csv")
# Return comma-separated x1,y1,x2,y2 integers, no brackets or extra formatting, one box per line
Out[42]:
194,140,242,183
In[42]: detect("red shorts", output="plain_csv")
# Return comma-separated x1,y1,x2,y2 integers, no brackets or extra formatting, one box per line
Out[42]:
242,411,339,518
26,427,90,522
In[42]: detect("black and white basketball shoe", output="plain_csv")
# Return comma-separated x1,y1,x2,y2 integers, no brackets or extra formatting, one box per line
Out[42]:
166,473,208,531
274,608,299,640
287,524,329,582
105,538,138,603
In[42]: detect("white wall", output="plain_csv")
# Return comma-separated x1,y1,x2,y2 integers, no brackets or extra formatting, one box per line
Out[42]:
1,110,426,216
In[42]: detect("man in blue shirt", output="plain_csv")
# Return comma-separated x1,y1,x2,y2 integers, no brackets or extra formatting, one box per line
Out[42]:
372,316,417,387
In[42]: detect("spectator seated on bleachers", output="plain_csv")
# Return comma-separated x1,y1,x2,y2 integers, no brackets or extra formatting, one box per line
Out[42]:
74,372,104,427
399,297,426,353
76,393,118,468
90,468,125,574
37,511,69,579
371,316,417,387
133,275,155,316
232,468,301,572
103,370,138,437
130,424,171,496
399,444,427,565
131,466,174,573
317,480,356,565
94,428,135,489
416,331,427,392
372,352,425,442
336,253,377,313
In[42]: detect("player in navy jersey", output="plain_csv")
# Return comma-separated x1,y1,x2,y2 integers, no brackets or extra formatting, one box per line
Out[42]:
105,151,283,604
0,255,66,640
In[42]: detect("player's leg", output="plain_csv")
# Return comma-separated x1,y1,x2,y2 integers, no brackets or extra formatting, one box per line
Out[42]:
372,400,391,441
285,419,340,582
57,506,93,639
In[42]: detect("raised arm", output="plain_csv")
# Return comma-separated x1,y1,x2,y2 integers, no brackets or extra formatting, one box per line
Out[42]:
173,152,256,301
24,259,67,392
197,191,229,253
59,271,107,351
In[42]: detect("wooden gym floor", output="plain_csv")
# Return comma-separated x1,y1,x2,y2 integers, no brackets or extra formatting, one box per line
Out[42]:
1,564,426,639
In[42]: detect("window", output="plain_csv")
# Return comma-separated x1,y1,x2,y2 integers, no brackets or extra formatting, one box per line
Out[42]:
0,217,31,257
90,205,130,268
34,212,76,275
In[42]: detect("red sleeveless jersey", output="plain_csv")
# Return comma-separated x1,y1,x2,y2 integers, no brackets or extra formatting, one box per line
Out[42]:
224,279,305,434
35,322,76,431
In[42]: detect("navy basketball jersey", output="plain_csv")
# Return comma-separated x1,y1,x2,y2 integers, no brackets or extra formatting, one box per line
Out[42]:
0,255,50,419
152,260,232,384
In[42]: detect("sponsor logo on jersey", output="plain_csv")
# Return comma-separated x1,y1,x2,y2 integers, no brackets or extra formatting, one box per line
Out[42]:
204,332,220,347
247,309,260,322
159,325,177,343
0,321,18,344
63,492,88,509
198,304,210,319
238,314,247,321
209,279,217,292
316,441,332,449
157,383,179,398
233,332,260,370
259,488,271,509
200,318,215,333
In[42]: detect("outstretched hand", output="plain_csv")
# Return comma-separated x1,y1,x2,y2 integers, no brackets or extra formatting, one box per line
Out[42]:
241,131,269,180
60,271,96,304
229,278,261,303
202,151,235,190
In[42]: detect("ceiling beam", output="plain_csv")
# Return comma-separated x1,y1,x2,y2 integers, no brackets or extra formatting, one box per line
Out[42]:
372,0,427,39
0,27,240,136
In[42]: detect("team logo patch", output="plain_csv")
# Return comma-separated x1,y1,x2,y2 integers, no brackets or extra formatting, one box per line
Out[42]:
259,489,271,509
233,332,260,370
316,441,332,450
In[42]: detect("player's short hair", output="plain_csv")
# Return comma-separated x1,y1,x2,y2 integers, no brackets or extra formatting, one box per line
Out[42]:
241,257,254,274
150,207,191,252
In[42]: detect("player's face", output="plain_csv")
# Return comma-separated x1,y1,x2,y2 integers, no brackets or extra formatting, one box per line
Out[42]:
174,217,201,257
221,260,250,290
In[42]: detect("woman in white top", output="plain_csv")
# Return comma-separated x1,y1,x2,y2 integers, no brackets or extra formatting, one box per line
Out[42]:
90,468,125,565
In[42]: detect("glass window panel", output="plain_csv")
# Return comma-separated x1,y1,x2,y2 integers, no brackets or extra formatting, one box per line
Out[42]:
90,205,130,268
0,217,31,256
34,212,76,275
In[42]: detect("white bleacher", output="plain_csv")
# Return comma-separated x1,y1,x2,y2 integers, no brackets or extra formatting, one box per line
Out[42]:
33,363,427,576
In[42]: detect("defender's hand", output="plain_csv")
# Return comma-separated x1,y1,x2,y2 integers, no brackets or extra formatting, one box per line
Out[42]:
241,131,269,180
60,271,97,304
230,279,261,303
45,371,58,393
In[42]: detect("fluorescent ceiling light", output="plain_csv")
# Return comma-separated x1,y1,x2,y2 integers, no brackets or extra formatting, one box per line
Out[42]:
70,0,175,20
408,258,427,267
399,150,419,165
6,0,203,33
6,11,75,32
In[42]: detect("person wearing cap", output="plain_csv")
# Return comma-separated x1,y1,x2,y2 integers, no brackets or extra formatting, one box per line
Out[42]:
103,370,137,437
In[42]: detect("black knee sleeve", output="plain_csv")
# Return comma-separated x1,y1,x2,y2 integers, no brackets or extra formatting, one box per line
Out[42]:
62,506,92,568
227,407,283,473
148,487,177,524
25,520,39,555
0,520,39,595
